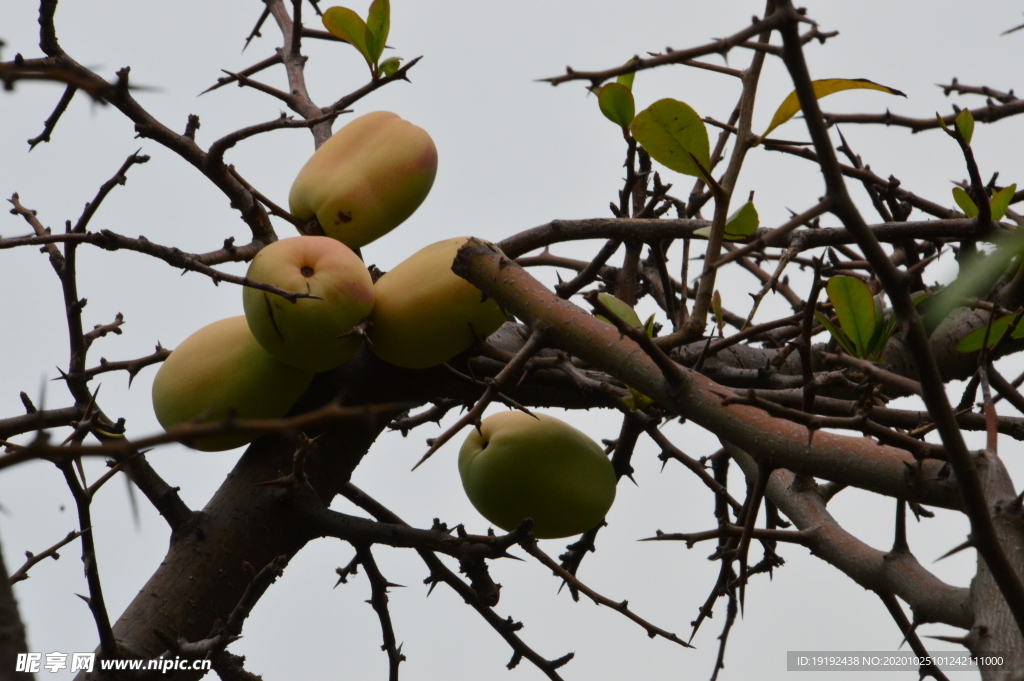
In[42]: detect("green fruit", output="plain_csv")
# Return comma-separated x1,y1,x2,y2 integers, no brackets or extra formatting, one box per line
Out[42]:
243,236,374,372
151,316,314,451
288,111,438,249
458,411,617,539
368,237,507,369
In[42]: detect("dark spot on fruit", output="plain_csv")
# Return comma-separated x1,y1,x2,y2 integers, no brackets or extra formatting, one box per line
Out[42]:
336,210,352,224
264,292,286,341
301,266,314,278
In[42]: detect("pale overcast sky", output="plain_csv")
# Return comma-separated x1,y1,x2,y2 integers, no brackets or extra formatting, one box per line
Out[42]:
3,2,1024,680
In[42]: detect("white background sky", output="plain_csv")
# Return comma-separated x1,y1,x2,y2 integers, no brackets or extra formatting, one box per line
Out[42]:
3,1,1024,679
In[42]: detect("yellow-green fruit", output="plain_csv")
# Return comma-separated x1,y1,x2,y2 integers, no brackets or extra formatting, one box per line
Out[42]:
151,317,314,451
288,111,438,249
459,412,617,539
368,237,507,369
243,236,374,372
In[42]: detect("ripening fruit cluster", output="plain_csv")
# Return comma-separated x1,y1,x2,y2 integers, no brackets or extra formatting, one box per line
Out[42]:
151,111,506,450
150,110,618,539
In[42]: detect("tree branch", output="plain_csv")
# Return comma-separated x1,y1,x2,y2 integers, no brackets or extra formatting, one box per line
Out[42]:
775,0,1024,636
726,443,971,629
453,238,960,509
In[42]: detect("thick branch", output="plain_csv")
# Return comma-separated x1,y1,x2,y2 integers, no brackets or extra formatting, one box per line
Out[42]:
454,239,960,509
726,443,971,629
0,532,33,681
776,0,1024,636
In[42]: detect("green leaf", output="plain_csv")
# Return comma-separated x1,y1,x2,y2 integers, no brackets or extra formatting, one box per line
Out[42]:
594,292,643,328
591,302,657,410
955,108,975,145
911,291,932,305
865,296,886,357
863,298,898,359
377,56,402,78
723,201,759,240
921,231,1024,333
616,59,638,90
990,183,1017,221
323,7,372,66
826,276,877,358
693,201,761,241
686,151,723,202
952,187,979,218
629,99,710,178
760,78,907,140
592,297,654,410
814,310,858,356
598,83,635,128
873,295,885,328
644,314,657,338
711,290,724,332
366,0,390,64
956,314,1016,353
624,386,655,411
879,313,899,355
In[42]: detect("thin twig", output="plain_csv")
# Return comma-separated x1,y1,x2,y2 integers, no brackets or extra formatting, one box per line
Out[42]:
0,401,411,470
713,199,831,270
355,546,405,681
7,530,82,584
776,0,1024,634
339,484,573,680
27,84,76,149
641,525,811,547
58,462,117,658
518,526,693,648
646,426,742,512
412,329,547,469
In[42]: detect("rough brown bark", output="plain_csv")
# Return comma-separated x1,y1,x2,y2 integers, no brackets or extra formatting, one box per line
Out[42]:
967,452,1024,680
82,325,610,679
725,443,972,629
454,239,960,507
0,532,34,681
